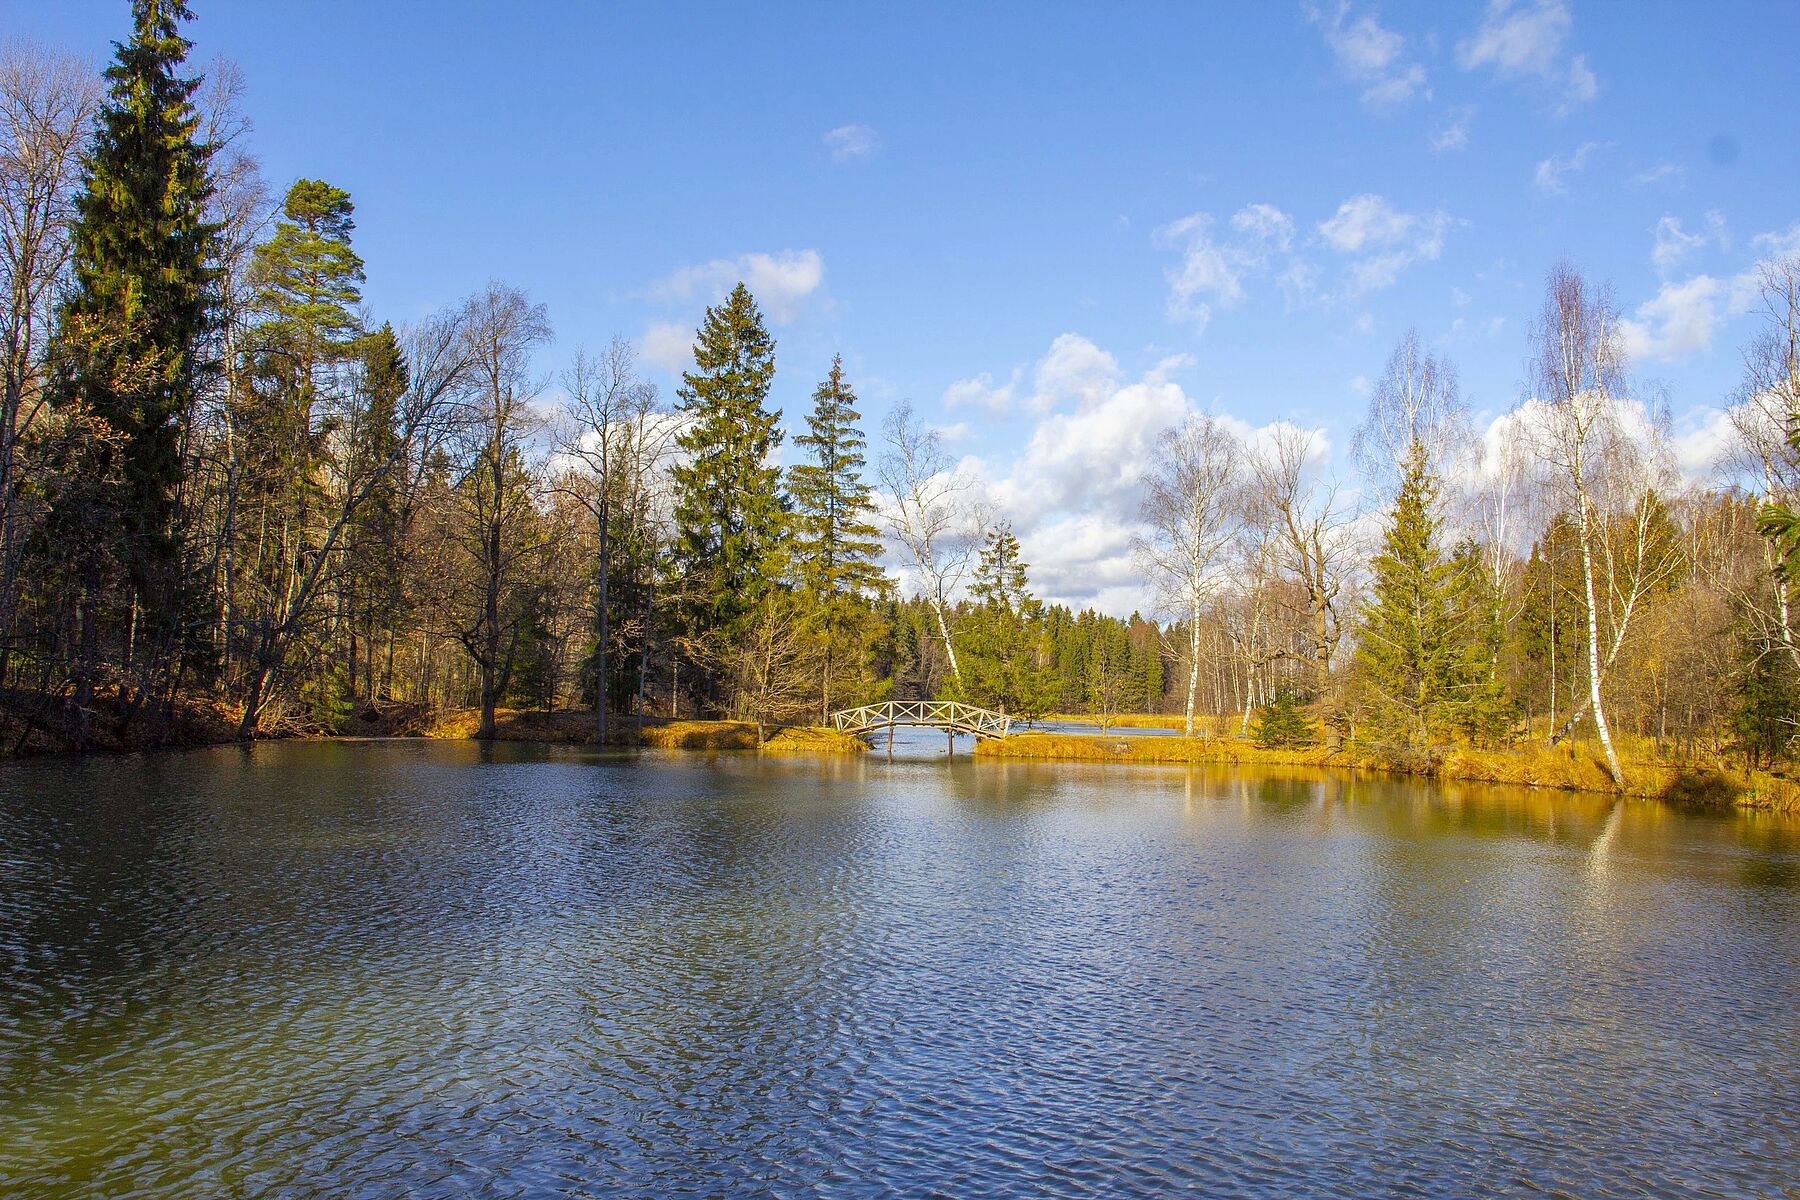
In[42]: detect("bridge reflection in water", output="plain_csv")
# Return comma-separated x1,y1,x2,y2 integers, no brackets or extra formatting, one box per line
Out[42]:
829,700,1012,756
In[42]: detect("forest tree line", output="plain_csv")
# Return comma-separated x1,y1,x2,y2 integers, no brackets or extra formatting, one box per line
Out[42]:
5,5,1800,772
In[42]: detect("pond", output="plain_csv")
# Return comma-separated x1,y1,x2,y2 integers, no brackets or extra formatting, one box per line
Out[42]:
2,741,1797,1197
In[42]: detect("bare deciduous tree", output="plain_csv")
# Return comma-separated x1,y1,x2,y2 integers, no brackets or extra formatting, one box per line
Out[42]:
1243,424,1355,709
1352,328,1468,492
1523,263,1644,783
233,302,478,736
0,44,98,668
1135,413,1242,735
877,400,984,684
445,283,552,741
557,336,656,742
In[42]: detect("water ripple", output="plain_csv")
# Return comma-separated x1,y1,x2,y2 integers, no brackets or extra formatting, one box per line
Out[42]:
2,743,1797,1197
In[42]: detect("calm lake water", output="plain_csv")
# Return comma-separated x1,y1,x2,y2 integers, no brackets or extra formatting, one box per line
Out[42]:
3,741,1798,1198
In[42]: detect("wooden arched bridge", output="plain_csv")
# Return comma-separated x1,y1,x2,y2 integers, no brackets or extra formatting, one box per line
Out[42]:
830,699,1013,743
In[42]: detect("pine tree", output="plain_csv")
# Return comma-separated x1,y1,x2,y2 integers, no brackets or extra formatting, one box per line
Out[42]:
1252,687,1318,748
1446,539,1514,745
788,354,889,720
1354,440,1461,748
958,523,1054,718
253,179,364,377
669,283,785,705
1731,613,1800,769
49,0,216,662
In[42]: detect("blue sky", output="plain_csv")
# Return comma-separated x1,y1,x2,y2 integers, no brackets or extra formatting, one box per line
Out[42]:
12,1,1800,611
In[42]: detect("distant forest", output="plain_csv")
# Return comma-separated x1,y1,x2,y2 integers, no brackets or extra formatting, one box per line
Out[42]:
6,4,1800,777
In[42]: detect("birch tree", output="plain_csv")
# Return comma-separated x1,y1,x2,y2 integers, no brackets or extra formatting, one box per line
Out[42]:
877,400,983,684
1523,263,1634,783
1135,413,1241,734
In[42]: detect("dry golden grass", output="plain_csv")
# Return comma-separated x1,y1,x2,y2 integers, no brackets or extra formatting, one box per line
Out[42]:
978,730,1783,806
1043,712,1194,731
979,732,1335,768
419,707,607,743
639,720,761,750
759,726,870,755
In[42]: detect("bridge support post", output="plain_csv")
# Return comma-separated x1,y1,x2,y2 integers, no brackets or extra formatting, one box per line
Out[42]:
947,729,954,758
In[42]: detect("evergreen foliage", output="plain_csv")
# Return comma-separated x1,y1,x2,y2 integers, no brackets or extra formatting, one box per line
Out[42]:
49,0,216,631
788,355,887,716
670,283,785,684
1252,688,1318,748
956,523,1055,718
1355,441,1465,747
1731,617,1800,767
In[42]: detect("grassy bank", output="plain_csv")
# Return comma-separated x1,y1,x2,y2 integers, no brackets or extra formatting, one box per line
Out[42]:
977,731,1795,811
1042,712,1193,731
421,709,868,755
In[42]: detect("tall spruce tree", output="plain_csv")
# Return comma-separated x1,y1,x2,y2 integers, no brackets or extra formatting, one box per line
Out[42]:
670,283,785,705
958,523,1054,718
788,355,888,719
50,0,216,670
345,323,409,700
1355,440,1461,748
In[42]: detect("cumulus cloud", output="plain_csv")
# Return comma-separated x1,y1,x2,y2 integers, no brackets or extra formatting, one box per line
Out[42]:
941,372,1016,414
638,322,693,373
1458,0,1597,107
1620,275,1723,362
1316,193,1449,296
823,123,876,162
923,335,1339,612
1532,140,1604,195
653,249,825,323
1306,1,1430,107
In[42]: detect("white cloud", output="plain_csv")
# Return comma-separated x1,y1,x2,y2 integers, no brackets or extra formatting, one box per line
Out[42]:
1230,202,1297,249
1725,222,1800,314
1631,162,1685,188
928,336,1346,612
1458,0,1597,107
1651,216,1707,275
1317,193,1450,296
1154,213,1248,332
1669,406,1737,483
1532,140,1603,195
1429,107,1473,153
654,249,825,323
1751,222,1800,264
639,322,692,373
1619,275,1723,362
823,123,877,163
942,371,1018,414
1307,1,1430,107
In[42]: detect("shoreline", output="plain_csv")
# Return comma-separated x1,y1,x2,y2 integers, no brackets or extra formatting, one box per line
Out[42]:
976,730,1800,812
8,697,1793,813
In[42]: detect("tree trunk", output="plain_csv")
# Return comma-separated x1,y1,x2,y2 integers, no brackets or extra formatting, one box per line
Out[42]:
933,599,960,681
1184,600,1201,736
594,502,610,743
1575,499,1624,784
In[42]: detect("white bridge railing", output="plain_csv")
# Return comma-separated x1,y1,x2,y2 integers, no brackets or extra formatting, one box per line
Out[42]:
829,699,1013,740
